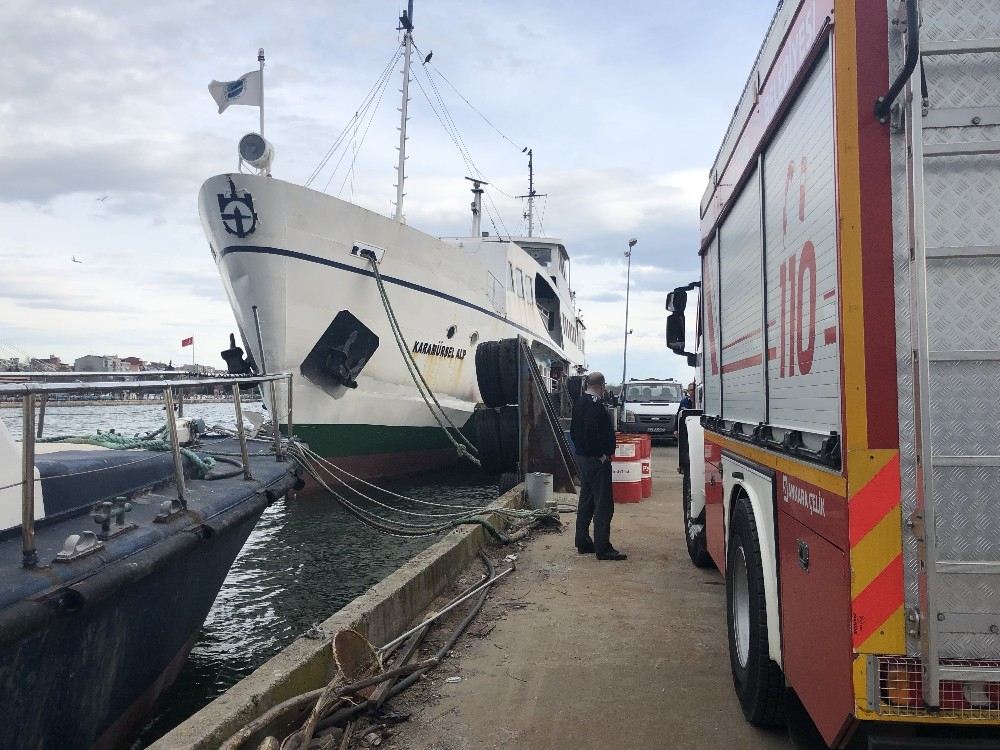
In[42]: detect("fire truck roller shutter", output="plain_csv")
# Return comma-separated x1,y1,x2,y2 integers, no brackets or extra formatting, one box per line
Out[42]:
719,166,765,426
763,46,840,441
723,457,782,669
701,236,722,416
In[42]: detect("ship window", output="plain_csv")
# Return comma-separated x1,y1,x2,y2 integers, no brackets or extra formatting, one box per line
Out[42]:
516,269,525,298
527,280,533,304
509,263,515,292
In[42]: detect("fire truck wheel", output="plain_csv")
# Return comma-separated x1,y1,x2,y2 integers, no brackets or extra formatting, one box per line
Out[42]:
682,473,712,568
727,495,785,727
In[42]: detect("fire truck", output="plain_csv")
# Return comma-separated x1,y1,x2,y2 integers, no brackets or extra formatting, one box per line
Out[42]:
667,0,1000,746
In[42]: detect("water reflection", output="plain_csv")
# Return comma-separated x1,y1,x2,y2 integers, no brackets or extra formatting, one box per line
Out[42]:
134,466,496,747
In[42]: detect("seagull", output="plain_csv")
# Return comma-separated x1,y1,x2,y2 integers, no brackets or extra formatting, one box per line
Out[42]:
423,51,433,64
71,256,83,263
96,195,108,202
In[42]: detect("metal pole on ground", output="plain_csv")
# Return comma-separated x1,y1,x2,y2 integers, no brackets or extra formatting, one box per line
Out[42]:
21,394,37,567
269,383,283,461
232,384,253,480
285,375,293,445
163,388,187,507
622,238,637,387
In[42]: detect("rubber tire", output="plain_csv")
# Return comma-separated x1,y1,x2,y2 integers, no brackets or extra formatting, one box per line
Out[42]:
497,338,520,406
498,471,519,495
682,473,713,568
727,494,785,727
472,408,503,474
785,688,829,749
497,405,519,472
475,342,505,408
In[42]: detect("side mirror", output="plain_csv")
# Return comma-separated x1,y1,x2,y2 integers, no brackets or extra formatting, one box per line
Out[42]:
666,290,688,314
667,312,687,354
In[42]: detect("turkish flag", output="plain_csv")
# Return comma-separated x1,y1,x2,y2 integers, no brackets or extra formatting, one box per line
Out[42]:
181,336,194,347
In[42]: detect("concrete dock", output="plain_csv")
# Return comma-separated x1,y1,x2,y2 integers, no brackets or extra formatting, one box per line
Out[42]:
386,446,794,750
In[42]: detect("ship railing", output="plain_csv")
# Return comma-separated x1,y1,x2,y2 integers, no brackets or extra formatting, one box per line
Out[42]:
0,373,293,568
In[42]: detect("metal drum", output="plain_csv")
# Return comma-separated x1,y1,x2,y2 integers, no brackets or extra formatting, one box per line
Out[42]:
612,435,643,503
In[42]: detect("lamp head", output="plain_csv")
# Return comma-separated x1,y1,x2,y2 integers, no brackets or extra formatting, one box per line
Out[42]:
628,238,638,248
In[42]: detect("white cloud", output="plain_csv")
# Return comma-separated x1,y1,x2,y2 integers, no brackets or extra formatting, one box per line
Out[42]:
0,0,778,381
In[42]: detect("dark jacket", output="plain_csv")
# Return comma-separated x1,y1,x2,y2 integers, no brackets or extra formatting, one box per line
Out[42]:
570,393,616,458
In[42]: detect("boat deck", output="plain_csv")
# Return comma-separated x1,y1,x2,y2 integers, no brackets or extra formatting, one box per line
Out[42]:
0,437,296,608
389,446,792,750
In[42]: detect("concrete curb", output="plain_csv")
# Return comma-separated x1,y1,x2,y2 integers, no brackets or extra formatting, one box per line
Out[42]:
149,487,523,750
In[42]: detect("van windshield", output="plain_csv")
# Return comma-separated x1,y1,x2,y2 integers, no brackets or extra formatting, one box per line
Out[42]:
624,383,682,403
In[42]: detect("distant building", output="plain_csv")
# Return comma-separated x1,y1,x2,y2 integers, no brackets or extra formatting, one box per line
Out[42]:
74,355,128,373
144,361,171,371
121,356,145,372
31,355,72,372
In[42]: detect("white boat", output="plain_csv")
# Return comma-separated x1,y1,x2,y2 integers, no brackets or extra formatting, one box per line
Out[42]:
199,4,586,478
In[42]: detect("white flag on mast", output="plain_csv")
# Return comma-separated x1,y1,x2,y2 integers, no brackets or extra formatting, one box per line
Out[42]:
208,70,262,114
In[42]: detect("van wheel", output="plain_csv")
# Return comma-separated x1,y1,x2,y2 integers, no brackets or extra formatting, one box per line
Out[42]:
682,473,713,568
727,495,785,726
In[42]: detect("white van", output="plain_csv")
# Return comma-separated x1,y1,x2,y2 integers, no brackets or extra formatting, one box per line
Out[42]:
618,379,684,442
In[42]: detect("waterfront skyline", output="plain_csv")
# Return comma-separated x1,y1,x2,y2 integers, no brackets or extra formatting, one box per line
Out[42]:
0,1,776,381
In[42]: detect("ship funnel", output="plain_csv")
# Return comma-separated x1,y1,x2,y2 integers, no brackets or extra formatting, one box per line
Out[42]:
238,133,275,173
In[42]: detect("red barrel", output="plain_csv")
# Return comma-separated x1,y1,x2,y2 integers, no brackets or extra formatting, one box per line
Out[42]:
612,434,643,503
640,435,652,498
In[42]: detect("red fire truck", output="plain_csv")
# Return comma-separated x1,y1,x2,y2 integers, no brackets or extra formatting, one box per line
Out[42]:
668,0,1000,746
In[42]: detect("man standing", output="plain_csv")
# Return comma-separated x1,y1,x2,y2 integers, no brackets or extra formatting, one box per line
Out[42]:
570,372,627,561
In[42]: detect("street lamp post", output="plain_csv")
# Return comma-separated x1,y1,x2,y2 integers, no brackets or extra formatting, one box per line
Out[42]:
622,238,637,388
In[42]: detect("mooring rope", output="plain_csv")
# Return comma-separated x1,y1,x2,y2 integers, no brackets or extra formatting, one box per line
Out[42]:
286,442,558,541
363,252,481,467
38,431,217,478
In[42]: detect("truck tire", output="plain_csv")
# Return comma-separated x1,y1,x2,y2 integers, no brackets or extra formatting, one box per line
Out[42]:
498,338,520,405
475,342,505,408
683,473,713,569
727,494,785,727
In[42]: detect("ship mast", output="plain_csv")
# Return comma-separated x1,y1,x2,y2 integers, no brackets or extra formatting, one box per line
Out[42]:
394,1,414,223
517,148,545,237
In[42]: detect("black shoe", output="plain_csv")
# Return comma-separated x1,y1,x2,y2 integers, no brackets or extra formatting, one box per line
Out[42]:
576,541,595,554
596,549,628,561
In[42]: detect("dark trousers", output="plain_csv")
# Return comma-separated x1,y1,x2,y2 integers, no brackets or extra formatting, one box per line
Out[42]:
576,455,614,554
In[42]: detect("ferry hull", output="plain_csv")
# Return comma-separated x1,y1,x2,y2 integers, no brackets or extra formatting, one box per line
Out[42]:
200,173,584,479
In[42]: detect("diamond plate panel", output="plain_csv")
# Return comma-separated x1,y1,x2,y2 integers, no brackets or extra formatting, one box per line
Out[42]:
923,156,1000,250
932,465,1000,561
890,0,1000,657
921,0,1000,46
928,362,1000,455
926,259,1000,352
923,54,1000,112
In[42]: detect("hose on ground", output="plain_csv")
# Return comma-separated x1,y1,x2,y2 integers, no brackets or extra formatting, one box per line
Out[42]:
314,551,496,731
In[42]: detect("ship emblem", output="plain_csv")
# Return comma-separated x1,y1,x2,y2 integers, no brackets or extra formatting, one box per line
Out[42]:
217,179,258,238
225,79,245,101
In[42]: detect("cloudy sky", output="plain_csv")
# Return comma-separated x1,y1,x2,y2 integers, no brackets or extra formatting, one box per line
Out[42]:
0,0,776,381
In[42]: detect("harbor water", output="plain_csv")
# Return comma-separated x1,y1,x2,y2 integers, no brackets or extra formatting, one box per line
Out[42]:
0,403,497,748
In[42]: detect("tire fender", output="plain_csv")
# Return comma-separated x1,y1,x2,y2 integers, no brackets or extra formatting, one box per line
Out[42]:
723,462,782,667
684,416,706,520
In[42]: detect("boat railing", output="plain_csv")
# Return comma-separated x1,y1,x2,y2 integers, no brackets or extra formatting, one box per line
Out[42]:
0,373,294,568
